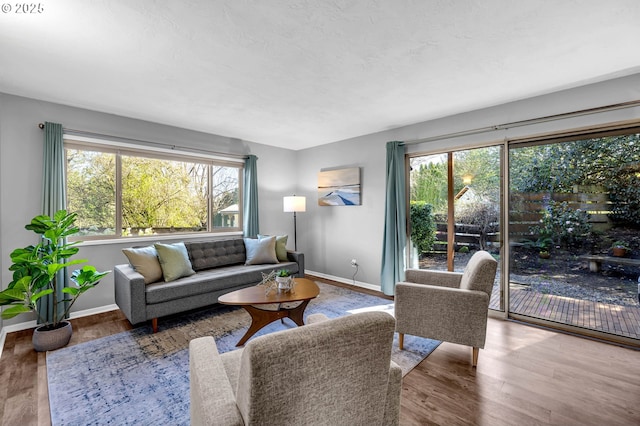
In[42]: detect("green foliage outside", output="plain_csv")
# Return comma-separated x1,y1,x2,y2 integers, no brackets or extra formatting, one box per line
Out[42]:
410,132,640,253
453,147,501,201
410,155,448,214
410,201,436,254
528,201,593,251
66,149,239,236
510,134,640,228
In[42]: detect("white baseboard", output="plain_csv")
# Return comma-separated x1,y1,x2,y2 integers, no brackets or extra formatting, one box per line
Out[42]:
0,304,119,359
305,270,382,293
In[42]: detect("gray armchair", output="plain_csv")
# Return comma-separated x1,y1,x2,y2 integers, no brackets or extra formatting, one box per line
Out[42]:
189,311,402,425
394,250,497,366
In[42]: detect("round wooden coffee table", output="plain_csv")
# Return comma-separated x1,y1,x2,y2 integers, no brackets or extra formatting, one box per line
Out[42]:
218,277,320,346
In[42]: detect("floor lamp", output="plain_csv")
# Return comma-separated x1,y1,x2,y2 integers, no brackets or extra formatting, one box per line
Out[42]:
283,195,306,251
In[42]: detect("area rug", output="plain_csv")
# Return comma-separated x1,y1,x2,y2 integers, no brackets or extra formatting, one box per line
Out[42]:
47,282,439,426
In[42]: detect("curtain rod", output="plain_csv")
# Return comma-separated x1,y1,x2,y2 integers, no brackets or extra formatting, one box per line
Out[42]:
37,123,249,160
405,100,640,146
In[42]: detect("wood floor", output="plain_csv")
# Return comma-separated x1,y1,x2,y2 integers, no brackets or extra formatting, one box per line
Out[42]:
1,290,639,425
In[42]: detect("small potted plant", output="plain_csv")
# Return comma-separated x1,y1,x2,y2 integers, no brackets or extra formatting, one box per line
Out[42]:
0,210,110,351
611,241,629,257
275,269,292,291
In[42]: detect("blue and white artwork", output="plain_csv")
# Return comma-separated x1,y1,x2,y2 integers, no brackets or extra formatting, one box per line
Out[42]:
318,167,361,206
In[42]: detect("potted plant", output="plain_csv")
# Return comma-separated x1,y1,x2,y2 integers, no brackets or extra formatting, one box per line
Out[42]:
611,241,629,257
0,210,110,351
275,269,292,291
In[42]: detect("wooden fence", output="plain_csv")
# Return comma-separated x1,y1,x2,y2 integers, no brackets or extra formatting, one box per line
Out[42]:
431,186,613,249
509,186,612,240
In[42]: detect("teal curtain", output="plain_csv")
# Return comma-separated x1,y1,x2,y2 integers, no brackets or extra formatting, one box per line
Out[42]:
380,141,407,296
243,155,260,238
37,122,69,324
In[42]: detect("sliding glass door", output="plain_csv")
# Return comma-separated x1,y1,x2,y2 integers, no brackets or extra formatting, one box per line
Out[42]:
409,127,640,343
409,146,503,311
508,130,640,341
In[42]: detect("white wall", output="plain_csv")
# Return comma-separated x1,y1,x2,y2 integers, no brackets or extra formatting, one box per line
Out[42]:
295,73,640,287
0,93,297,329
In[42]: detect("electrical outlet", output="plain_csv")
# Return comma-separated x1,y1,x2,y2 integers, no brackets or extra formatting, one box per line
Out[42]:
351,259,358,267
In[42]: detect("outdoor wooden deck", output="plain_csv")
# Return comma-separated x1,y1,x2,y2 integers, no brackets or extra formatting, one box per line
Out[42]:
490,286,640,340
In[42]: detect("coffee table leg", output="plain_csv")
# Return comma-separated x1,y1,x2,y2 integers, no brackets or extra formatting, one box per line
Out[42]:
235,301,312,346
236,305,287,346
288,300,310,326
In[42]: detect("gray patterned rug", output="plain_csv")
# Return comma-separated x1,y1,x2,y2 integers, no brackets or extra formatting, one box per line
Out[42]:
47,282,439,426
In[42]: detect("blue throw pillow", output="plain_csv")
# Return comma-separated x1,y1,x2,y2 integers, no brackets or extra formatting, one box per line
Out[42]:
244,236,278,265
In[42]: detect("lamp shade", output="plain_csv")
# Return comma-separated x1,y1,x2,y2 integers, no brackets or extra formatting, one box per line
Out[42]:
283,196,306,213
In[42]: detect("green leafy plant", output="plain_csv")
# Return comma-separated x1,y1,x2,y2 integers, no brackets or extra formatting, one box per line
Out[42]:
529,201,592,251
523,236,554,252
410,201,436,254
611,240,629,249
276,269,290,277
0,210,110,329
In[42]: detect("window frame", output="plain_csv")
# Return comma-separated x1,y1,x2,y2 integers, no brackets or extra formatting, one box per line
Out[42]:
64,137,244,241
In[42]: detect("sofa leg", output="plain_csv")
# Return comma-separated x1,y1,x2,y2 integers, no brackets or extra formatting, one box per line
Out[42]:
472,347,479,367
398,333,404,350
152,318,158,333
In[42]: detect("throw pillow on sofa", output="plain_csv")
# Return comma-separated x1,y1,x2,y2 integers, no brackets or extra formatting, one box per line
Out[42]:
122,245,163,284
257,234,289,261
154,242,196,282
244,236,279,265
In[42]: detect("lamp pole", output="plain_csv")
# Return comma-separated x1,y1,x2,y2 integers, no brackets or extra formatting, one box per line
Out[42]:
283,195,306,252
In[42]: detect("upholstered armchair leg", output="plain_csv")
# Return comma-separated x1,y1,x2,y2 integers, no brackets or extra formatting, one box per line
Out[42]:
398,333,404,350
472,347,479,367
152,318,158,333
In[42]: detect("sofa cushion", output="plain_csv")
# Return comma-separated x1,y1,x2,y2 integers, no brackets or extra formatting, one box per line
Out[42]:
155,242,196,282
244,237,278,265
185,239,246,271
122,245,163,284
144,262,299,305
258,234,288,261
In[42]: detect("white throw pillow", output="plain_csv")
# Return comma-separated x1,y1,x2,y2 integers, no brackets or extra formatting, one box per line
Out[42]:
122,246,163,284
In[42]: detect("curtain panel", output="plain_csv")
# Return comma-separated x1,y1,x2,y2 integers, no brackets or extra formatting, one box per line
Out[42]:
38,121,69,323
380,141,407,295
243,154,259,238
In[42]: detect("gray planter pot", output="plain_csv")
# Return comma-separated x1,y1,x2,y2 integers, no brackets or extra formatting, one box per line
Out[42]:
32,320,73,352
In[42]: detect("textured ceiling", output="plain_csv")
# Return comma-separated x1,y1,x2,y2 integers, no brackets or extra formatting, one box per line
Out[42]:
1,1,640,150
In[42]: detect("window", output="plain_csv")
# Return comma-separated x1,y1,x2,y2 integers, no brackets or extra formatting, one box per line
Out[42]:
65,140,243,240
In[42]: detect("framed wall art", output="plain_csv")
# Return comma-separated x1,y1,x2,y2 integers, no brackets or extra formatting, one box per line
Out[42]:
317,167,361,206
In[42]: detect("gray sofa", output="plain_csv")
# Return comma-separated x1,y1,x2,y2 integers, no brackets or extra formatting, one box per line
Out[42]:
114,238,304,332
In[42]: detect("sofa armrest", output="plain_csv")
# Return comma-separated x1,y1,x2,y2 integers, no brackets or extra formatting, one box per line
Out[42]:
404,268,462,288
395,283,490,348
190,337,243,426
383,360,403,426
114,264,147,325
287,250,305,277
